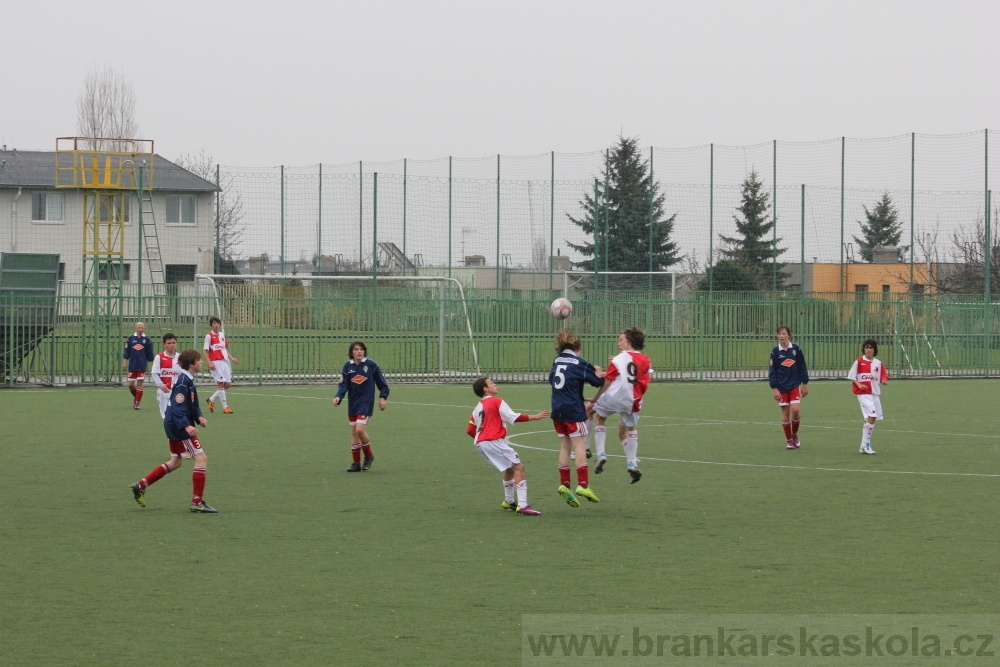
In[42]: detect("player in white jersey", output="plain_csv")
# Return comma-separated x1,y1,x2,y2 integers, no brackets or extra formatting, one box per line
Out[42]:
151,333,181,419
203,316,238,414
588,327,652,484
847,338,888,455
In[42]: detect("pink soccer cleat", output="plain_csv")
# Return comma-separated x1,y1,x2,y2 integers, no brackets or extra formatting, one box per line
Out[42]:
515,505,542,516
786,439,796,449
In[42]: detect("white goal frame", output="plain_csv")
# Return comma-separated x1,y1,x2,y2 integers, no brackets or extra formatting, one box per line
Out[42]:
195,274,479,374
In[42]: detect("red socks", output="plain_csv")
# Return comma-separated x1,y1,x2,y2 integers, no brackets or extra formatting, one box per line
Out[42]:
576,465,589,489
192,467,206,502
559,465,571,487
129,385,137,398
782,421,793,440
140,463,171,489
351,445,362,464
135,388,143,405
361,443,373,458
791,419,800,435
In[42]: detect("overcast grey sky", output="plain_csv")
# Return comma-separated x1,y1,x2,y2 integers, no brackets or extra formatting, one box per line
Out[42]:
2,0,998,166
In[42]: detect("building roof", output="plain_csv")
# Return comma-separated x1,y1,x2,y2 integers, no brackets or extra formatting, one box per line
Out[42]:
0,148,219,193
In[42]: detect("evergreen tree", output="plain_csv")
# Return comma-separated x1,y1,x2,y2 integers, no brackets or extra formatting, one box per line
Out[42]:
854,192,907,262
567,136,680,275
717,170,787,289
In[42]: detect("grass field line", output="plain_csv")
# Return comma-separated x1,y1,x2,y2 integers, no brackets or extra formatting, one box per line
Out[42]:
506,433,1000,478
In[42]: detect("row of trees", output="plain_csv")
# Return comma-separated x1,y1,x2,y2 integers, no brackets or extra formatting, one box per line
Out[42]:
567,137,1000,293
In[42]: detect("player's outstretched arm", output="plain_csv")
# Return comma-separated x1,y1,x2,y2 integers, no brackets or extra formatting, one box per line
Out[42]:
527,410,550,420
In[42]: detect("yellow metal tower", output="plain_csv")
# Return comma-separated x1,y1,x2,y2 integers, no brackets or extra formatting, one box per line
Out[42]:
55,137,154,383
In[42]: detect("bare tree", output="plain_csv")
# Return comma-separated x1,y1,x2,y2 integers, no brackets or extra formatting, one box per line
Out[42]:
175,151,245,264
76,65,139,149
934,209,1000,294
530,237,548,270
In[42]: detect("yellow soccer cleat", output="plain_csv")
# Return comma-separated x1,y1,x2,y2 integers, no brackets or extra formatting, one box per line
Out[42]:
575,486,600,503
558,485,580,507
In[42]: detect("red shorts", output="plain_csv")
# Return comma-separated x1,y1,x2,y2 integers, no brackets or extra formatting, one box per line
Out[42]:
168,437,203,458
348,414,370,425
777,387,801,406
553,419,587,436
127,371,146,380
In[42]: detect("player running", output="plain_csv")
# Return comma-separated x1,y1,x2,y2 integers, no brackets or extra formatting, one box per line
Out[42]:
847,338,888,455
150,332,180,419
122,321,154,409
588,327,652,484
549,329,605,507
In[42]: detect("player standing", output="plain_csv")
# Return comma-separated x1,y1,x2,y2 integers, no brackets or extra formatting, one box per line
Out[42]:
203,316,238,414
122,321,154,409
768,325,810,449
847,338,888,455
466,377,549,515
333,341,389,472
150,333,181,419
549,329,604,507
588,327,652,484
130,349,218,513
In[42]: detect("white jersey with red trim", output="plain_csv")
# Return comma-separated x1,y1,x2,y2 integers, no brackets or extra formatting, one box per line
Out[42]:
471,396,522,443
151,351,180,390
847,356,887,395
204,331,230,362
601,350,652,413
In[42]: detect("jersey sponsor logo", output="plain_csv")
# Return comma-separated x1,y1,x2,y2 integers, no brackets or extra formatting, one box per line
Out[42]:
781,358,796,367
174,392,186,403
857,373,878,383
351,374,368,385
132,343,145,350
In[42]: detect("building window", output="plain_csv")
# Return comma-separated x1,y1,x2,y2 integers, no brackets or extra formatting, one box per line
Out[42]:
165,264,197,283
58,263,65,281
31,192,63,222
98,197,130,223
910,283,925,301
854,284,868,300
98,262,131,282
882,284,891,301
166,195,195,224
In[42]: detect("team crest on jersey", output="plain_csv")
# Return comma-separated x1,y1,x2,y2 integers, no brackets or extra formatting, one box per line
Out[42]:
351,375,368,385
175,393,186,403
781,358,796,367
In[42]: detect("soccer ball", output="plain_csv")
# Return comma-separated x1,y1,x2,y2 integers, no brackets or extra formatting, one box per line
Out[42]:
550,297,573,320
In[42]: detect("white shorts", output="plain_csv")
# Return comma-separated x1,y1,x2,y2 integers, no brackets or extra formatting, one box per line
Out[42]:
593,398,640,428
474,438,522,472
209,359,232,383
156,387,170,419
857,394,883,420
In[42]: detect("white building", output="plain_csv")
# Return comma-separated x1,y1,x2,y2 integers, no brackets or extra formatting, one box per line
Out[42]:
0,147,218,288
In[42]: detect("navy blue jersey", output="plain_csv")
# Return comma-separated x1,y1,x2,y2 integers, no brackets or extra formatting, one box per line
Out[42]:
334,358,390,417
549,351,604,422
768,342,810,392
164,371,204,441
123,333,155,372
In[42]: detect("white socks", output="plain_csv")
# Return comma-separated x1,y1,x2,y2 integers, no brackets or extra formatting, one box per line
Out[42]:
594,426,606,458
503,479,515,503
862,422,875,446
515,480,528,506
623,431,639,464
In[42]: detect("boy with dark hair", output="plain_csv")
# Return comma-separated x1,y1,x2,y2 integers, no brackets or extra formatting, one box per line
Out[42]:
130,349,218,513
467,377,549,515
848,338,888,455
333,340,389,472
588,327,652,483
769,325,810,449
122,321,155,409
204,316,238,414
151,332,180,419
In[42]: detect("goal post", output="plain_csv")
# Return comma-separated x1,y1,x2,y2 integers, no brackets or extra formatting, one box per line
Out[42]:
194,274,480,378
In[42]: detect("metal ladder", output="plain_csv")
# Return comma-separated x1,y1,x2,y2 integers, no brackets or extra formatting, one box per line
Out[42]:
133,163,171,328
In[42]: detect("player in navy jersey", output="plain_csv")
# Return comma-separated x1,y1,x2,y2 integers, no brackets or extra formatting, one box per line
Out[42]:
333,340,390,472
130,349,218,513
122,321,155,410
549,329,605,507
768,325,810,449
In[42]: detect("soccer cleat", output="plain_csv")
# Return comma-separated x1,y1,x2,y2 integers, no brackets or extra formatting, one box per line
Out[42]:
861,445,876,455
189,501,218,513
133,401,140,410
346,463,362,472
130,482,146,507
575,485,600,503
515,505,542,516
206,399,215,413
361,455,374,470
501,500,518,511
627,462,642,484
558,485,580,507
786,439,796,449
792,434,801,448
594,456,607,474
223,407,233,414
586,448,592,459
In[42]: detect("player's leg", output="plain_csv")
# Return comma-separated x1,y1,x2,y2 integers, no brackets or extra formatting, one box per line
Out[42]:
571,431,599,502
790,398,801,446
501,466,518,510
220,379,233,413
593,412,609,473
131,452,183,506
557,433,579,506
356,419,374,469
347,420,364,471
511,463,540,515
780,403,794,448
189,449,217,513
620,412,642,483
157,387,170,419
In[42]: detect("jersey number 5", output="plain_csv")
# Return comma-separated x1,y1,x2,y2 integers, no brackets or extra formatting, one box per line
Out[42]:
552,364,567,389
